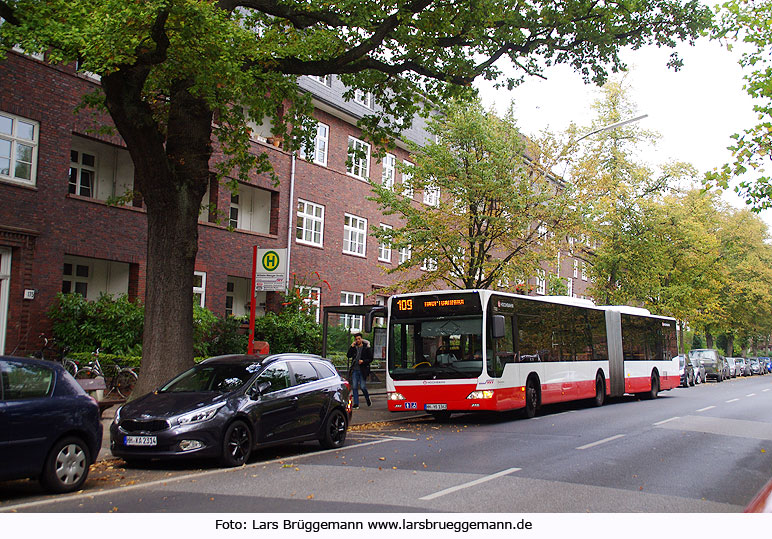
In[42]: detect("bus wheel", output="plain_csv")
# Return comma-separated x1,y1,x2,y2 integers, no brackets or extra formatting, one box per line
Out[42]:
648,373,660,400
430,411,452,422
523,379,539,418
593,375,606,407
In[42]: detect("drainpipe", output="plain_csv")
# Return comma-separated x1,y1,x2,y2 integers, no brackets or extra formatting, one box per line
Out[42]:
285,152,297,293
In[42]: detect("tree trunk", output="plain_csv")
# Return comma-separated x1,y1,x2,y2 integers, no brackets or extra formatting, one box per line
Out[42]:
726,334,734,357
706,332,714,349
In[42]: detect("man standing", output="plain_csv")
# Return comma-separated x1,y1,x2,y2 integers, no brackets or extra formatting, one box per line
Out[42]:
346,332,373,409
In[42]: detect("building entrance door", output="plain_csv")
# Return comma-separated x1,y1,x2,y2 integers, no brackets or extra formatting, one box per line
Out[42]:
0,248,10,354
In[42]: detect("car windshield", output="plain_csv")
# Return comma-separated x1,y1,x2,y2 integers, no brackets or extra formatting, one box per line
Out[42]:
690,350,716,362
159,363,259,393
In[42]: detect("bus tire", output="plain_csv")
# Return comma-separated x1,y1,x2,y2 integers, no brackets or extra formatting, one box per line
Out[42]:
523,378,539,418
593,374,606,407
648,373,659,400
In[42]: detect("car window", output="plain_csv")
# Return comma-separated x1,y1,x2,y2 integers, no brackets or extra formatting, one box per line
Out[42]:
160,364,255,393
290,361,320,386
312,362,337,379
256,362,291,393
1,362,54,400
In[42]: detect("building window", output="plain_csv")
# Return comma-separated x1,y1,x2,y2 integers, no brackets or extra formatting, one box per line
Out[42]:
353,89,374,108
228,184,272,234
573,259,579,278
301,122,328,166
382,153,395,190
401,160,414,198
68,150,95,197
343,213,367,257
308,74,332,87
378,224,392,263
297,286,321,323
398,245,412,265
193,271,206,307
347,137,370,180
567,277,574,297
421,258,438,271
0,111,38,186
536,270,546,295
423,184,440,207
340,291,363,331
62,261,90,297
296,199,324,247
229,194,240,229
581,262,588,281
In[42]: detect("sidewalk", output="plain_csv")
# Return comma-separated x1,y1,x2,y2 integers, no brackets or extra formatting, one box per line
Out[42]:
97,390,426,461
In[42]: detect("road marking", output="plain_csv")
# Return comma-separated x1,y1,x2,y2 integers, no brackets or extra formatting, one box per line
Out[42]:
576,434,625,450
0,436,415,513
746,393,756,397
726,399,740,403
763,389,770,393
419,467,521,501
696,406,716,412
653,417,680,426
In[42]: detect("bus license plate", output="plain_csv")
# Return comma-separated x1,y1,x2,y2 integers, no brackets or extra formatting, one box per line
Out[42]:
125,435,157,447
425,403,447,411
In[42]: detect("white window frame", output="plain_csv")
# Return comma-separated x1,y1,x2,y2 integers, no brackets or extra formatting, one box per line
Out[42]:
398,245,412,265
229,193,240,229
567,277,574,297
423,184,440,207
536,270,546,295
193,271,207,307
296,285,321,323
401,160,414,198
378,224,392,263
340,291,364,332
308,74,332,87
581,262,588,281
296,199,325,247
301,122,328,166
573,260,579,278
420,258,438,272
382,153,396,190
62,259,91,297
353,89,374,108
0,111,38,186
68,149,96,197
343,213,367,257
347,137,370,181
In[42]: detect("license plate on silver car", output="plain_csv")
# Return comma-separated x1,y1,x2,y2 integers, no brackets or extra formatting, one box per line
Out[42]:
425,403,447,411
125,435,157,446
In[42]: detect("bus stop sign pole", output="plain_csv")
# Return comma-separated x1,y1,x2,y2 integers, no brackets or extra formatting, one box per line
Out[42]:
248,245,258,354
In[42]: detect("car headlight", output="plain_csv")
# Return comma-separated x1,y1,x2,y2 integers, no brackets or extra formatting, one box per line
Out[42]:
172,403,226,426
114,405,123,424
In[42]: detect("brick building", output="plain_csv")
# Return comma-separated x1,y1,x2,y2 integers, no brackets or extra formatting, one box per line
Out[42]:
0,50,591,355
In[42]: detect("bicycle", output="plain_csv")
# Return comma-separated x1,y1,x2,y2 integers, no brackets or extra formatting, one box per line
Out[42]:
34,334,79,377
75,348,138,399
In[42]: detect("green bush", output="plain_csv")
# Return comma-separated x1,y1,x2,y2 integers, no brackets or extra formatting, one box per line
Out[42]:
48,293,144,355
195,311,249,357
253,292,321,354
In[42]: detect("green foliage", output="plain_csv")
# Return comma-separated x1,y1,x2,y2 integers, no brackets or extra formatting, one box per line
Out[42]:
198,313,249,357
47,293,144,355
547,275,568,296
253,291,322,355
192,304,219,357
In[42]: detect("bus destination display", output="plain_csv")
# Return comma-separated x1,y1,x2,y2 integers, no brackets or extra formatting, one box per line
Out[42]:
392,292,481,318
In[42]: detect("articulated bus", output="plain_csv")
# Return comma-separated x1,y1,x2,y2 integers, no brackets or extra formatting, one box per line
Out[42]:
365,289,679,419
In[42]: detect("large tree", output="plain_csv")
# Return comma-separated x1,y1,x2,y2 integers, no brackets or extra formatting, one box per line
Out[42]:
0,0,713,396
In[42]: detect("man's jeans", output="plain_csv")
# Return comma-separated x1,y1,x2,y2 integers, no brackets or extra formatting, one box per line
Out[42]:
351,369,370,407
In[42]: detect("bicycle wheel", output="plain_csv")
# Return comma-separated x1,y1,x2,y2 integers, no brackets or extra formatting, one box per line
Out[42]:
114,368,138,399
62,358,78,377
75,367,96,379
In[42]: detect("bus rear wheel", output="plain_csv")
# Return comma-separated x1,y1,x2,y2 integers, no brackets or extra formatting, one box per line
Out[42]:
523,379,539,418
648,373,659,399
592,375,606,407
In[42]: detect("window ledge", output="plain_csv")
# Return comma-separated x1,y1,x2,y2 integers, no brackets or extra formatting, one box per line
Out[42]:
0,178,38,191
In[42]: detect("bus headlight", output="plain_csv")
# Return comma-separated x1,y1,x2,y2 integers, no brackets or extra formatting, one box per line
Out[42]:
467,390,494,399
388,392,406,401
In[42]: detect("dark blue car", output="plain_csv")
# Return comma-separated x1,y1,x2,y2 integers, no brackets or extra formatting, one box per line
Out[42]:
0,356,103,493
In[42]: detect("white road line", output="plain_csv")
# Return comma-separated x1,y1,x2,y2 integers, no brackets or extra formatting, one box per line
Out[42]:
763,389,771,393
697,406,716,412
726,398,740,403
576,434,625,450
419,467,521,501
0,437,414,513
653,417,680,426
747,393,757,397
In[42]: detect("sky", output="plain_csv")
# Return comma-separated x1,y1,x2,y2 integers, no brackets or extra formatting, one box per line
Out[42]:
476,35,772,228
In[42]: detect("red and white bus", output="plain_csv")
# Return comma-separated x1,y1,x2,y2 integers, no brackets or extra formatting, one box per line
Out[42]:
366,289,679,419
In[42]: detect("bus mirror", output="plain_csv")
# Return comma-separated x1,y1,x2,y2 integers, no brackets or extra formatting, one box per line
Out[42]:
491,315,505,339
365,306,387,333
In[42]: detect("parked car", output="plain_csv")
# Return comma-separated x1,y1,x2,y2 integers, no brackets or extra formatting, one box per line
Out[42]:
735,357,751,377
760,357,772,374
111,354,352,466
678,355,694,387
691,356,706,384
749,357,762,375
725,357,737,378
688,349,727,382
0,356,103,493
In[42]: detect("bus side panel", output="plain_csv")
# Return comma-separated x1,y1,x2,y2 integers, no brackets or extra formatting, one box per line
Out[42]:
573,361,609,399
539,362,574,404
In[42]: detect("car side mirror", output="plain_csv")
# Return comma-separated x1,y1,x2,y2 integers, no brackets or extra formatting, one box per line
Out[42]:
248,381,271,399
491,315,505,339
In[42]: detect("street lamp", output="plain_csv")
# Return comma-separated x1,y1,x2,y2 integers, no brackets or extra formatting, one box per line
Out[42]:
574,114,648,143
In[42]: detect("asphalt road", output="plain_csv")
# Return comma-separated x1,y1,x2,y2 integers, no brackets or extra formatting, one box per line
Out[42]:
2,374,772,513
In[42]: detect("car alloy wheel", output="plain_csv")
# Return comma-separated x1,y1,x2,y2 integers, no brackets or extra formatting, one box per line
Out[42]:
220,420,252,467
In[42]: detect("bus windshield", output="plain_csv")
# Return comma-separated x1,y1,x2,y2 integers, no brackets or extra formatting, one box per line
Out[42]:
389,316,487,380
